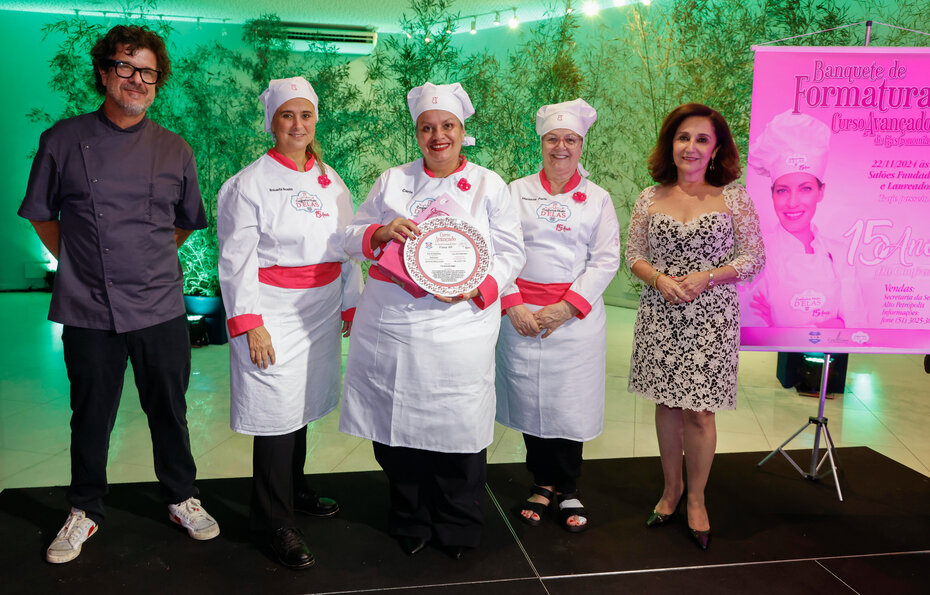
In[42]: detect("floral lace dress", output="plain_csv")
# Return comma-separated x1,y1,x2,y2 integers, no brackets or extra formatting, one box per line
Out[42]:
625,183,765,412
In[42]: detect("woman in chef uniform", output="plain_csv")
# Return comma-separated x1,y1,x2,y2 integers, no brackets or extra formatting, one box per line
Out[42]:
743,111,865,328
217,76,361,570
340,82,524,559
496,99,620,533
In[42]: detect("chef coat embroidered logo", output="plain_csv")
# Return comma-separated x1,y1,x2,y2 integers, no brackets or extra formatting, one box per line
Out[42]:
785,153,811,171
291,191,323,213
408,197,435,217
536,201,571,223
791,289,826,314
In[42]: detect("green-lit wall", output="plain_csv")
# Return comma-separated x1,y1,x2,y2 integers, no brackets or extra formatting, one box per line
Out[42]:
0,7,521,291
3,2,925,293
0,10,246,290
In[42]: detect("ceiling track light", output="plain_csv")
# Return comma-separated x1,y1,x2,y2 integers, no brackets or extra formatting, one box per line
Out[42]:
509,8,519,29
470,18,477,34
494,11,500,26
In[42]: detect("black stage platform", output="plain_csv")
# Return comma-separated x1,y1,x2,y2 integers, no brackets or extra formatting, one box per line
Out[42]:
3,447,929,594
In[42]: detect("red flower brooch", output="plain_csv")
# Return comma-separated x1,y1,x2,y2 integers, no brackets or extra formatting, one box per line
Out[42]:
457,178,471,192
318,174,331,188
572,191,587,203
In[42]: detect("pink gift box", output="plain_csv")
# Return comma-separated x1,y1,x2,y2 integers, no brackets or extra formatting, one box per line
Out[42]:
376,195,470,298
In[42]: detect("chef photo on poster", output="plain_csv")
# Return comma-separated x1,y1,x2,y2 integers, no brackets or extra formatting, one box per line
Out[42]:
740,110,867,329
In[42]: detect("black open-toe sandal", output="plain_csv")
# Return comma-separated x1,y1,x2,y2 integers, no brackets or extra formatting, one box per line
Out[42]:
558,491,588,533
515,485,554,527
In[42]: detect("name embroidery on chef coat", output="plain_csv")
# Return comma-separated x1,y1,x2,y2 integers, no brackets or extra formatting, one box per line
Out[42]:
407,197,435,217
791,289,827,317
537,201,571,223
290,191,330,218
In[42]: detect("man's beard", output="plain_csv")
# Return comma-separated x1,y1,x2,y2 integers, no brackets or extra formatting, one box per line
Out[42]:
111,85,154,116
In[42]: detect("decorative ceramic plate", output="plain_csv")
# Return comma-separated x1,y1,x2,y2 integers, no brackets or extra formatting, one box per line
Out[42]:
404,216,490,297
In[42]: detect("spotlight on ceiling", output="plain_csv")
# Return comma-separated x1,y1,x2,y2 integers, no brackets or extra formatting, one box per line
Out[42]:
470,18,477,34
583,1,600,16
494,11,500,26
509,8,519,29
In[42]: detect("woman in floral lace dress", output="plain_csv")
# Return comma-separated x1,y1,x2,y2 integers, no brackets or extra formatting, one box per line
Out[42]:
625,103,765,550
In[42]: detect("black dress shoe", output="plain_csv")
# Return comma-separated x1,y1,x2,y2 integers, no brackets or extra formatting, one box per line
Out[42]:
441,545,469,560
271,527,315,569
294,490,340,518
645,509,674,527
397,535,428,556
689,527,712,551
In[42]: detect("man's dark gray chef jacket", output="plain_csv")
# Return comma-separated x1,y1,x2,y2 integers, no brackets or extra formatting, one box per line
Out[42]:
18,108,207,333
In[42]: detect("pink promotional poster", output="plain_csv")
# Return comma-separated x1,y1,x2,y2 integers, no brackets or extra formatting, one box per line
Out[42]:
740,46,930,353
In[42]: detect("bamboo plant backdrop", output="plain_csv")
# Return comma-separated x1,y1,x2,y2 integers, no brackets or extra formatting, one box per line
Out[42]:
30,0,930,297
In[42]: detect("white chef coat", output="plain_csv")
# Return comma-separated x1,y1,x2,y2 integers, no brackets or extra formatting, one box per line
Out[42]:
218,151,361,436
339,158,525,453
741,224,866,328
495,171,621,441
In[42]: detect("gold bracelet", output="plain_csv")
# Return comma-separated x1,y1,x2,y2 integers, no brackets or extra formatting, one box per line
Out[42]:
650,271,663,289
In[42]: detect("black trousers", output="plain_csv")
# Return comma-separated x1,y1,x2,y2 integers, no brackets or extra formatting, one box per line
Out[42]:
523,434,583,494
61,315,197,524
250,426,312,533
373,442,486,548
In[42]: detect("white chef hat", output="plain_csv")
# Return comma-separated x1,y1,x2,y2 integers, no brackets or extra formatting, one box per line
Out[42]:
259,76,319,133
536,98,597,177
748,110,830,182
407,82,476,146
536,98,598,137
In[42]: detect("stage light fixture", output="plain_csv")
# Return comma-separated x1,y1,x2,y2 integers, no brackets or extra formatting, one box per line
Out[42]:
583,1,600,16
470,18,477,34
494,11,500,25
642,0,652,5
509,9,519,28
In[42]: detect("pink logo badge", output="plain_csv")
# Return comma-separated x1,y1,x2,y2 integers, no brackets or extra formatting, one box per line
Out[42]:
572,192,587,203
291,84,298,90
557,114,563,121
318,174,331,188
457,178,471,192
432,96,438,104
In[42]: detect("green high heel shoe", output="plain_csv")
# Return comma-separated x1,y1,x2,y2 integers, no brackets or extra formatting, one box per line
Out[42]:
646,489,685,528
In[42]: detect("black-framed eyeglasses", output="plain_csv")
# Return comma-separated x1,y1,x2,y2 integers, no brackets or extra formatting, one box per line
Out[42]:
101,59,161,85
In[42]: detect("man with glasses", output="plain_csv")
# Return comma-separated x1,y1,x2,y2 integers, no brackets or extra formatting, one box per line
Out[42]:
18,25,219,563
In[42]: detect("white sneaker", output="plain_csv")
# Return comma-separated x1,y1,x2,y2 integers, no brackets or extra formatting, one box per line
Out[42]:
46,508,98,564
168,497,220,540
